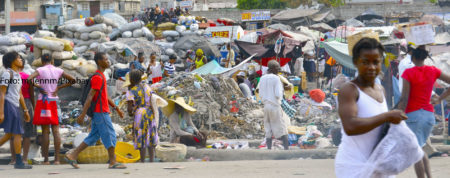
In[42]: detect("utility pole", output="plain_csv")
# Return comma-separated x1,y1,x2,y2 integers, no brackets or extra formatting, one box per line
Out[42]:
5,0,10,34
59,0,65,26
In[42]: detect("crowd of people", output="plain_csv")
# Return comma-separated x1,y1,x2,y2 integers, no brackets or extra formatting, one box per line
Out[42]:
132,5,189,30
0,33,447,177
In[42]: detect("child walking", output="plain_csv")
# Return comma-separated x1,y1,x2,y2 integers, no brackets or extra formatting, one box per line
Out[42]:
126,69,162,162
0,52,32,169
28,54,75,165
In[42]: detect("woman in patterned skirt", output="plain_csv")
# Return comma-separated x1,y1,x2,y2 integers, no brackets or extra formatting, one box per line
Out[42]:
126,69,158,162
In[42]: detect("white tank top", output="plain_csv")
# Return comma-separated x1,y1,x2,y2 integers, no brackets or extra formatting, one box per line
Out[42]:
336,82,388,174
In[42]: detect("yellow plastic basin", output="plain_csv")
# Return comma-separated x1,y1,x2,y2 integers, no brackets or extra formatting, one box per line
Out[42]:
115,142,140,163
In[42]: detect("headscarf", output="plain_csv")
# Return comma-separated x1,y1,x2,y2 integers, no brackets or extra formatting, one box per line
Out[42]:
196,49,203,57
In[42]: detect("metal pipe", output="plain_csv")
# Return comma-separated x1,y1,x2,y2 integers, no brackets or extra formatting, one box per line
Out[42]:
5,0,10,34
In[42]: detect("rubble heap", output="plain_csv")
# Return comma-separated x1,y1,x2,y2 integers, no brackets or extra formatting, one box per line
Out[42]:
155,73,266,140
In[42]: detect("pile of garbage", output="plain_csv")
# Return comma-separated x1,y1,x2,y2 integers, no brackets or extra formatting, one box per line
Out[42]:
31,32,77,67
153,73,265,140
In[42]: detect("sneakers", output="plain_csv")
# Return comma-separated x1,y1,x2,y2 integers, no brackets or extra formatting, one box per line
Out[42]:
14,163,32,169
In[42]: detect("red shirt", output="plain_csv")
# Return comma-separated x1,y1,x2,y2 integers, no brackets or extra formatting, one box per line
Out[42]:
91,70,110,113
402,65,441,113
20,72,30,99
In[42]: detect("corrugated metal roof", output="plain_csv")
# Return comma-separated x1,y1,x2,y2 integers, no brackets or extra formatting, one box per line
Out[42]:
272,9,319,21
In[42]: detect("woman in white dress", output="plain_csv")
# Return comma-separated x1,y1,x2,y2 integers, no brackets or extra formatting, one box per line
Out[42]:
335,38,407,178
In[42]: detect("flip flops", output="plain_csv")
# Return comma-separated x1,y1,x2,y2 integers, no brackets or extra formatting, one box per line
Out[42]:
109,163,127,169
64,155,79,169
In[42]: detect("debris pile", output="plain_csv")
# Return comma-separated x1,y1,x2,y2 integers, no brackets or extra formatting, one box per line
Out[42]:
153,73,266,140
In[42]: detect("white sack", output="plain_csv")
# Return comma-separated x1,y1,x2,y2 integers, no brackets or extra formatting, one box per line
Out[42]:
0,36,26,46
122,31,132,38
0,45,27,53
119,20,144,32
73,45,88,54
89,31,105,39
52,51,76,60
34,30,56,38
176,25,186,33
32,38,64,52
78,24,107,33
162,30,180,38
80,33,90,41
133,29,143,38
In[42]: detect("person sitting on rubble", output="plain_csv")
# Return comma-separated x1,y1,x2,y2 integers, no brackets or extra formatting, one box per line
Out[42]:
237,73,253,99
163,55,177,77
185,50,195,72
164,97,207,148
194,49,207,69
126,69,166,162
130,52,146,73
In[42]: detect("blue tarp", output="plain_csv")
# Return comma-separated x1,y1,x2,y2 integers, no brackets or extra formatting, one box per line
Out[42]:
321,41,356,70
191,60,229,75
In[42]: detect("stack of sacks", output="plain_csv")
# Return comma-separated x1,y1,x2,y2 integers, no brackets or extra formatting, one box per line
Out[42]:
117,20,154,41
58,14,118,54
31,36,76,67
61,58,112,88
0,32,29,54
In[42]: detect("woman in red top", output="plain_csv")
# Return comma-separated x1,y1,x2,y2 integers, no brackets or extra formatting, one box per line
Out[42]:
397,46,450,178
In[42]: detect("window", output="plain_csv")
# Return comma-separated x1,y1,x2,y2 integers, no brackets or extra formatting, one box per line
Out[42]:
82,3,89,11
14,0,28,12
132,3,137,11
119,1,125,12
102,3,110,10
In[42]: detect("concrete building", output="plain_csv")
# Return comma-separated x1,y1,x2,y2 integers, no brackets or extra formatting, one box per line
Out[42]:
0,0,42,33
74,0,140,19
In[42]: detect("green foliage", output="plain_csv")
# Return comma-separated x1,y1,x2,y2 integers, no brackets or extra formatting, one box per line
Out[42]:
237,0,287,10
429,0,438,3
319,0,345,7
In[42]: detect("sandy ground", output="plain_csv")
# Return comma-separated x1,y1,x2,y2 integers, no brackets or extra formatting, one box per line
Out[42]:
0,158,449,178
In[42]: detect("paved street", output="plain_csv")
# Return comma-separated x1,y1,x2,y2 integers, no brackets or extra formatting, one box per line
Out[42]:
1,158,449,178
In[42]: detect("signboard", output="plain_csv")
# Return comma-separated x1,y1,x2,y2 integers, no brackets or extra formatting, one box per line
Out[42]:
212,31,230,38
180,1,192,8
241,11,271,21
7,12,37,26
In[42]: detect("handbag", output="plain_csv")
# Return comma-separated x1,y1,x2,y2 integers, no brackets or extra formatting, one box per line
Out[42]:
33,99,59,125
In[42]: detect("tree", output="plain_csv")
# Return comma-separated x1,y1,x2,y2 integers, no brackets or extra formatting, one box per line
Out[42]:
237,0,287,10
319,0,345,7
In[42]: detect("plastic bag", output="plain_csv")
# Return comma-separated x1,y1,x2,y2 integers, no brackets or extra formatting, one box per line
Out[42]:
359,121,424,177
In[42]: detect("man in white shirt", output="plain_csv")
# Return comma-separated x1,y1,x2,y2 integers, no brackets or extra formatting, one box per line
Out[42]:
258,60,289,150
223,44,235,68
398,46,415,92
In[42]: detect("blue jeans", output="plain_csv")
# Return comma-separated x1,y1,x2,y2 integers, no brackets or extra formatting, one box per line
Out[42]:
83,113,117,149
405,109,435,147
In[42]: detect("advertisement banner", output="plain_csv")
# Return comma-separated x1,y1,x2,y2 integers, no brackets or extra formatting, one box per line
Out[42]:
180,1,192,8
241,11,270,21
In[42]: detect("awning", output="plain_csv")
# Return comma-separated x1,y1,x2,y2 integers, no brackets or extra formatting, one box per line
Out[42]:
322,41,355,69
